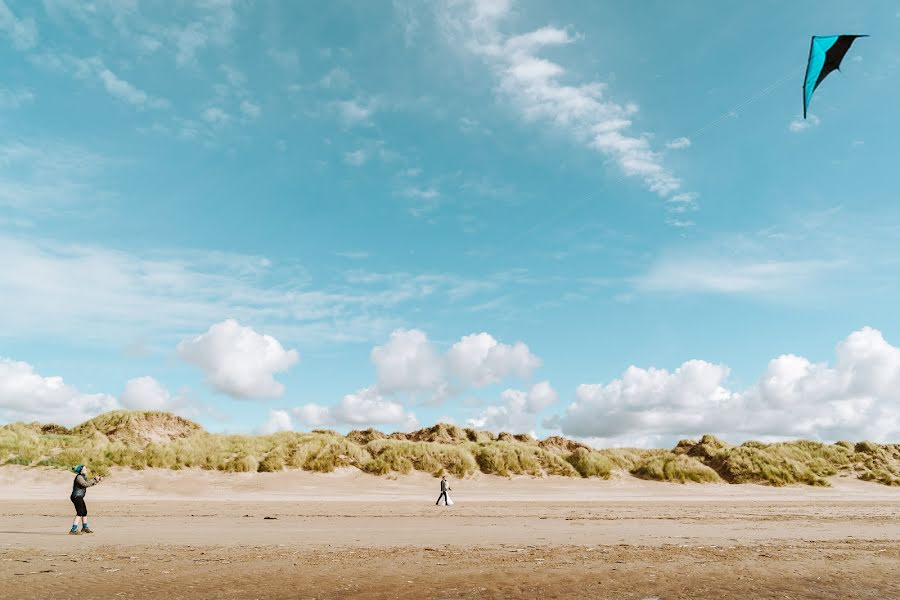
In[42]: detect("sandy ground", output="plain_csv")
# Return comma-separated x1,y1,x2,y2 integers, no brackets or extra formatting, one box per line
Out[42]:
1,467,899,599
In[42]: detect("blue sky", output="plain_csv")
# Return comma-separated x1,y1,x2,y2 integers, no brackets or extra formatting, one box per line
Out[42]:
1,0,899,446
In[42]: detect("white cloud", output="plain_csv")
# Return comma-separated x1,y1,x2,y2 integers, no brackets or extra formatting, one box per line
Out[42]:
371,329,445,394
635,256,844,295
666,192,699,213
98,68,169,109
177,319,299,400
239,100,261,119
442,1,686,199
0,358,119,426
344,149,369,166
666,218,694,228
468,381,558,433
294,386,418,429
32,53,168,110
789,114,820,132
120,376,183,411
335,250,370,260
319,67,352,89
666,137,691,150
401,185,441,217
0,232,524,350
334,98,377,126
0,86,34,109
202,106,230,124
402,186,440,200
259,409,294,434
370,329,540,399
446,332,541,386
0,139,109,213
0,0,38,50
394,0,422,46
553,327,900,445
458,116,489,135
165,1,238,67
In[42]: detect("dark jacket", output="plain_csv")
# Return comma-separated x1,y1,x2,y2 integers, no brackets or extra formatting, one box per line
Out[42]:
71,474,98,499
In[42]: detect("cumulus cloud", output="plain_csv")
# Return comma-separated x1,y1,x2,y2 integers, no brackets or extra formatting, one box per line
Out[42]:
0,358,119,426
468,380,558,433
442,1,687,199
259,409,294,434
120,376,185,411
553,327,900,446
371,329,445,394
371,329,540,397
177,319,299,400
294,386,418,429
446,332,542,387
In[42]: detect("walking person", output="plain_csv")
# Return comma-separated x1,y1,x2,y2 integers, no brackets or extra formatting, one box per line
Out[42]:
435,475,451,506
69,465,101,535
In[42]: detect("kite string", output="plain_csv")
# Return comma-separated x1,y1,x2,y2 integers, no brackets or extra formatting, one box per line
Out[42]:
686,66,802,141
515,66,803,239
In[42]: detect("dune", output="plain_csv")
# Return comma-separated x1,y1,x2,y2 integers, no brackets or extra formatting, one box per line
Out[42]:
2,410,898,487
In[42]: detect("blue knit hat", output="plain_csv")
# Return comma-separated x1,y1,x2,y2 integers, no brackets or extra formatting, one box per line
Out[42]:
72,464,84,473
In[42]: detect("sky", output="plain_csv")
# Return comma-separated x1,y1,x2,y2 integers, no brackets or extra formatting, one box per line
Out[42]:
1,0,899,447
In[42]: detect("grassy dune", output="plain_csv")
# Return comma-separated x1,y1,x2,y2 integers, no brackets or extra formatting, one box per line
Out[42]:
1,411,898,487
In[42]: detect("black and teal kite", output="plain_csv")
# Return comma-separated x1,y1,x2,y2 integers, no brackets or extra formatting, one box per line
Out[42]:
803,35,867,118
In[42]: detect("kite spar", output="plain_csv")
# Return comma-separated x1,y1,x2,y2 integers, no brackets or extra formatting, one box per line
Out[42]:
803,35,867,118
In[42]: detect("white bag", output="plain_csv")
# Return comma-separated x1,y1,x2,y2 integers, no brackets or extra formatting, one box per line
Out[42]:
445,495,454,506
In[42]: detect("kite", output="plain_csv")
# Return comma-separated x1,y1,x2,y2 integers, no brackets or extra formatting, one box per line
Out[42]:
803,35,867,118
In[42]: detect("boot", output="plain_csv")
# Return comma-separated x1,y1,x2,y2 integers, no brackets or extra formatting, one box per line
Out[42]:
69,528,80,535
81,526,94,534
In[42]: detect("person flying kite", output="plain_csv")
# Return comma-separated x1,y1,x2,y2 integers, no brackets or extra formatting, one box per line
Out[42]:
803,35,867,118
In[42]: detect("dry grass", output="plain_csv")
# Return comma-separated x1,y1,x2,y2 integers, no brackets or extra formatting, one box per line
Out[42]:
631,454,722,483
1,411,898,485
566,447,614,478
363,440,477,477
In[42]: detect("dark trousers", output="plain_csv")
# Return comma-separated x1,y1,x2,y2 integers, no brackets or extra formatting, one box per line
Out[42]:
71,496,87,517
435,491,448,505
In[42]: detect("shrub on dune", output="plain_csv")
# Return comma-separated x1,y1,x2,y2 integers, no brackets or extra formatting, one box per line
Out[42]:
363,440,478,477
284,434,370,472
468,442,577,477
566,447,613,478
258,448,286,472
631,454,722,483
707,445,829,486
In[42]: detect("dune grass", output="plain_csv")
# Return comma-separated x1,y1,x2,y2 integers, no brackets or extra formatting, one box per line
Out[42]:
363,439,478,477
1,411,898,485
566,447,614,478
631,454,722,483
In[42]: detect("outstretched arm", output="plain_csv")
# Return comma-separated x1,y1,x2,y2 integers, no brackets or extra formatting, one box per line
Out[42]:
75,474,99,487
